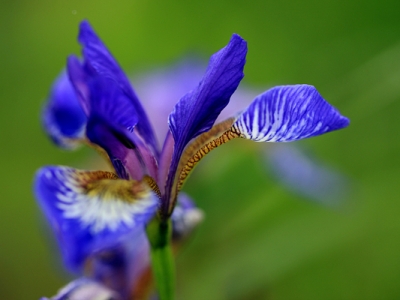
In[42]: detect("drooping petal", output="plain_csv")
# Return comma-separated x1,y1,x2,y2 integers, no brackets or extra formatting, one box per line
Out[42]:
42,71,87,149
34,166,158,272
40,277,121,300
266,144,348,205
75,20,158,154
163,34,247,214
85,77,157,180
232,85,350,142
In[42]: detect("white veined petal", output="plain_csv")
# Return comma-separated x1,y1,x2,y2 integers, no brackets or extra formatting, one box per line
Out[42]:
232,85,349,142
36,166,158,234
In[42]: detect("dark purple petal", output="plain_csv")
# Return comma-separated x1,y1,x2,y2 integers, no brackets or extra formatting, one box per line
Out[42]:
233,85,349,142
34,166,158,272
86,114,157,180
88,76,139,131
42,71,87,149
76,20,158,154
168,34,247,151
66,55,93,116
86,77,157,180
163,34,247,214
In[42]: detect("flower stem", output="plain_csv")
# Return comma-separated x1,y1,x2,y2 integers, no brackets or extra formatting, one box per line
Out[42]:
146,218,175,300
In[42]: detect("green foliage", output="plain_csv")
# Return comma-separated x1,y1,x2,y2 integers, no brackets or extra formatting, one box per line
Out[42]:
1,0,400,299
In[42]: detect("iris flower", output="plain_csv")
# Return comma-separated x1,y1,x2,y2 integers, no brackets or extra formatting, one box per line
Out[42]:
35,20,349,300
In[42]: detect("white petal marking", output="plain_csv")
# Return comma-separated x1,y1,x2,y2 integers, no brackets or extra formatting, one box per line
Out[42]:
49,167,157,234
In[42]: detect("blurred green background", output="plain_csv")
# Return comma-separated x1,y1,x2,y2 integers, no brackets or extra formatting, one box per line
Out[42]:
1,0,400,299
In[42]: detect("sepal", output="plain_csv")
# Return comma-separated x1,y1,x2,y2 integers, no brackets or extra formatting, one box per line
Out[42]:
233,85,349,142
34,166,158,271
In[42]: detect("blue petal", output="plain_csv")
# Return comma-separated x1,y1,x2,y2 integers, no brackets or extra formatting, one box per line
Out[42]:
42,71,87,149
168,34,247,151
75,20,159,154
34,166,158,272
164,34,247,213
86,77,157,180
88,76,139,132
233,85,349,142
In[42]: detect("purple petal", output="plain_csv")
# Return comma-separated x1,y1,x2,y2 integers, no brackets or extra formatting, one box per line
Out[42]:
42,277,121,300
233,85,349,142
168,34,247,151
88,76,139,131
86,77,157,180
266,144,348,205
163,34,247,213
34,166,158,272
66,55,92,115
75,20,158,154
42,71,87,149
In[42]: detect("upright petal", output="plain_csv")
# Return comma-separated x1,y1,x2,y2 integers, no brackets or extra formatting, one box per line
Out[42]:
34,166,158,272
232,85,349,142
42,71,87,149
75,20,158,154
163,34,247,214
85,77,157,180
168,34,247,151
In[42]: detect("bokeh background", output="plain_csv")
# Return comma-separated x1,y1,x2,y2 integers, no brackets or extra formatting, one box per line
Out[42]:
1,1,400,299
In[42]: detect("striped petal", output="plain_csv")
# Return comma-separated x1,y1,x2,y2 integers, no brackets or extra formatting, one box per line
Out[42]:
232,85,349,142
42,71,87,149
34,166,158,272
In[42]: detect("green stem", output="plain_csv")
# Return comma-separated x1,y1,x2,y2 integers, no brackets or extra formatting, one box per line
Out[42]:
146,218,175,300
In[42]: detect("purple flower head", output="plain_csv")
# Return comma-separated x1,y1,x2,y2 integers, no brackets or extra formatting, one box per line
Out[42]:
37,19,349,299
